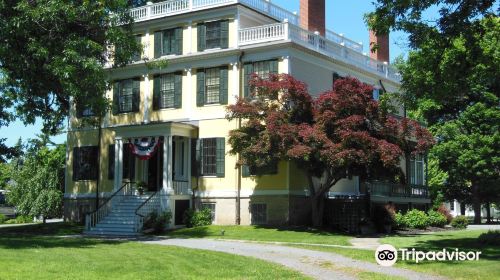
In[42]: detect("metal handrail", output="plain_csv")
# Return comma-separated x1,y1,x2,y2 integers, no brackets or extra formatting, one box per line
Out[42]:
85,181,136,230
135,191,159,218
134,191,161,232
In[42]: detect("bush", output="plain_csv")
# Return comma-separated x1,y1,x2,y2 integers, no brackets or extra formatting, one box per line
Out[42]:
451,215,468,229
478,230,500,246
437,204,453,223
0,213,7,224
4,215,34,224
143,211,172,234
427,210,448,227
403,209,429,229
393,212,407,229
183,208,212,228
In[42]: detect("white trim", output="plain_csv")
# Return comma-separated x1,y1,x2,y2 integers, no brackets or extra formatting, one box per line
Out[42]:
195,189,310,198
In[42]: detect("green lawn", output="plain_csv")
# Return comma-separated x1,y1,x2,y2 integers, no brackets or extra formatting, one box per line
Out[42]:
0,223,307,280
165,225,352,246
293,230,500,280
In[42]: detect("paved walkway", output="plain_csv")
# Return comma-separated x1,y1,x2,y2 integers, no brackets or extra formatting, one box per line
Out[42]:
143,238,445,280
467,224,500,230
349,237,381,250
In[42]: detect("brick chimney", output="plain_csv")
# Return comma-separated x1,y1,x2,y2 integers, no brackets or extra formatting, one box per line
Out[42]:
300,0,325,36
369,30,390,63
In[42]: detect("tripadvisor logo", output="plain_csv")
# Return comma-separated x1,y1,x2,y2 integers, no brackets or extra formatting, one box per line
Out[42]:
375,244,481,266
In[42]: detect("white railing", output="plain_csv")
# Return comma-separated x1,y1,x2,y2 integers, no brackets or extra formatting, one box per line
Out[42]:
173,180,191,195
85,182,135,230
238,22,400,81
128,0,298,25
239,22,287,45
325,30,363,53
134,191,161,232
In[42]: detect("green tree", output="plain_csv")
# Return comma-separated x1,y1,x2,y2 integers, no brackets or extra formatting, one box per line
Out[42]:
7,144,66,222
368,1,499,224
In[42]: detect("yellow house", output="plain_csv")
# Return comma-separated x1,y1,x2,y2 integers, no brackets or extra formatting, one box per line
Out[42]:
64,0,430,235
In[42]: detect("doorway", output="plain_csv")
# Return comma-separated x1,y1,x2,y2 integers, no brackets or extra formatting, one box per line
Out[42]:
147,142,163,192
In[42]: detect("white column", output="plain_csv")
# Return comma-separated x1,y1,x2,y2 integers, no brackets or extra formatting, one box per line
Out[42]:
187,138,192,195
144,74,150,123
185,68,192,119
187,21,193,54
144,28,150,59
235,10,240,48
231,62,239,103
114,137,123,191
281,55,290,74
162,136,173,195
167,136,173,194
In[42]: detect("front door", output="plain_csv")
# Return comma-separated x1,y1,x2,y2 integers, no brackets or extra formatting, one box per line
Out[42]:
147,143,163,192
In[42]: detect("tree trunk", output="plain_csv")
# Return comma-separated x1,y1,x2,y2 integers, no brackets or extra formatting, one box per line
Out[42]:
310,194,325,228
472,184,481,224
486,202,491,224
460,202,466,215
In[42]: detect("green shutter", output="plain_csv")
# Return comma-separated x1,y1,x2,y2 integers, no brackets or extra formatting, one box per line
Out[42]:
196,69,205,106
153,75,160,110
216,138,225,177
242,165,250,177
243,63,253,99
219,66,228,105
154,31,162,58
220,20,229,49
174,72,182,108
175,27,183,55
192,139,200,176
132,79,140,112
72,147,80,181
108,145,115,180
269,59,278,74
90,146,99,180
197,23,206,51
112,82,119,115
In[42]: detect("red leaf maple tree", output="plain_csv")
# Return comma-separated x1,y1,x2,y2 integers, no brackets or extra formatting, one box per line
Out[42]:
226,74,434,226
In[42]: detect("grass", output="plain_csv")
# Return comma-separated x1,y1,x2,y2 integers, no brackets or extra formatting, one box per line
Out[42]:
293,230,500,280
0,223,308,280
165,225,352,246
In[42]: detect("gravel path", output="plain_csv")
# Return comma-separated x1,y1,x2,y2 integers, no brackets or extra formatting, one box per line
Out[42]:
143,238,446,280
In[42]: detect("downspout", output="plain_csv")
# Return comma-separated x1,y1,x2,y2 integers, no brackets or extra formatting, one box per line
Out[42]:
236,51,245,225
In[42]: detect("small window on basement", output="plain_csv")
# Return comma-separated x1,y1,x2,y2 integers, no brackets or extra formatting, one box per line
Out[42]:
250,203,267,225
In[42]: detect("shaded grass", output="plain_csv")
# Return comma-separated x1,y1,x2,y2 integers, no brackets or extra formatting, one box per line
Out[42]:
166,225,352,246
0,222,83,236
293,230,500,280
0,236,307,279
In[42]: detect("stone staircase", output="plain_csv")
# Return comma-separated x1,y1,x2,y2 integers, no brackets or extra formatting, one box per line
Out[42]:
84,195,150,236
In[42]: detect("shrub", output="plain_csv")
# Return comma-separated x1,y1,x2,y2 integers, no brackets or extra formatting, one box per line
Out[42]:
4,215,33,224
403,209,429,229
478,230,500,246
0,213,7,224
143,211,172,234
427,210,448,227
451,215,468,229
393,212,407,229
437,204,453,223
183,208,212,228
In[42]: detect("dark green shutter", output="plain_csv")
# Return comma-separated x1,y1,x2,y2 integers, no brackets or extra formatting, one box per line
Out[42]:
216,138,225,177
219,66,228,105
108,145,115,180
72,147,80,181
243,63,253,99
175,27,183,55
242,165,250,177
197,23,206,51
154,31,162,58
174,72,182,108
133,35,142,61
220,20,229,49
153,75,160,110
269,59,278,74
192,139,200,176
196,69,205,106
132,79,140,112
112,82,119,115
90,146,99,180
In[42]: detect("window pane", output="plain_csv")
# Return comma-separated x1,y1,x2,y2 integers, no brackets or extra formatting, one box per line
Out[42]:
160,74,175,108
162,29,174,55
205,68,220,104
202,138,217,175
206,21,221,49
120,80,133,112
254,61,271,78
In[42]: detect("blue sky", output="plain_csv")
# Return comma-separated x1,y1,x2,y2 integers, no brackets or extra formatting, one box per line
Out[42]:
0,0,409,147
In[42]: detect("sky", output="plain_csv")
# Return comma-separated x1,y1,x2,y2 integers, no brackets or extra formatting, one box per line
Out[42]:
0,0,410,147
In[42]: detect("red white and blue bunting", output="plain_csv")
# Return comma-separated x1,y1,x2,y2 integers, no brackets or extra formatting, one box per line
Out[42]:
128,137,159,160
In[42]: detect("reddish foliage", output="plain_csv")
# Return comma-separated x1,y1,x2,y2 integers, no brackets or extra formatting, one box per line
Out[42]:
437,204,454,223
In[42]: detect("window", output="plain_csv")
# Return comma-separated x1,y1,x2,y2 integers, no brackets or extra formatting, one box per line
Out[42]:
373,88,381,101
201,203,216,223
197,138,225,177
197,20,229,51
243,60,278,99
196,67,228,106
113,79,140,114
450,201,455,211
250,203,267,225
122,144,135,180
75,102,95,118
153,72,182,109
154,27,183,57
132,35,143,61
73,146,98,181
410,154,425,186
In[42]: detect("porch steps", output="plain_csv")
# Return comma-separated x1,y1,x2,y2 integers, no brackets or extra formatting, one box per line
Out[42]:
84,195,150,236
